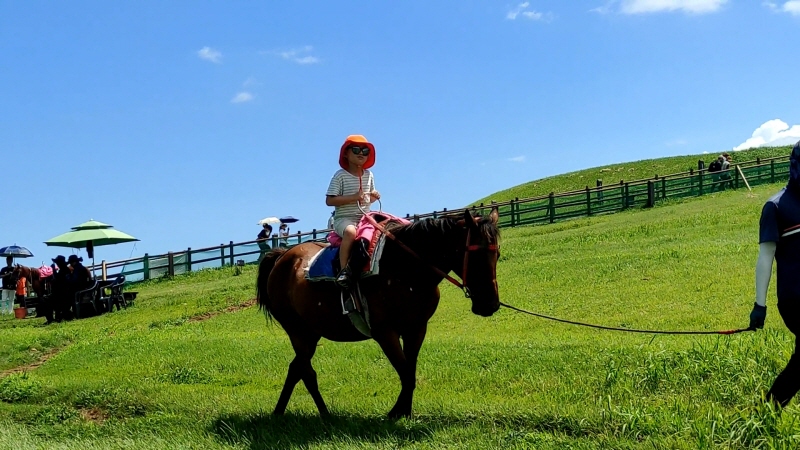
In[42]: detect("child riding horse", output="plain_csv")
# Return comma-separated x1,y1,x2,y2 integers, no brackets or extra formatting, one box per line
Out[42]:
256,207,500,418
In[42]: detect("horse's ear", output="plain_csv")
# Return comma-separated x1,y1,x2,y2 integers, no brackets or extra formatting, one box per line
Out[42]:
462,209,478,228
489,206,499,225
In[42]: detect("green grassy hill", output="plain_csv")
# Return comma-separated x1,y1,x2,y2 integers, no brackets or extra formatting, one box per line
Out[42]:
475,146,791,205
1,182,798,449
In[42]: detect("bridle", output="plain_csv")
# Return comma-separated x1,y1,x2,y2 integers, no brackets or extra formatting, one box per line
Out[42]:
361,214,498,298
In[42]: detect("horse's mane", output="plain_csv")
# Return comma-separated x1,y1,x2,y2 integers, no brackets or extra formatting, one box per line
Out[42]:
387,214,500,249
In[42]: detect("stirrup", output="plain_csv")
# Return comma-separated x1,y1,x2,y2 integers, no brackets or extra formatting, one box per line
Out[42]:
335,267,351,288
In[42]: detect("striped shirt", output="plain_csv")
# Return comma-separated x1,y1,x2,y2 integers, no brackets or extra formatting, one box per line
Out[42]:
326,169,375,220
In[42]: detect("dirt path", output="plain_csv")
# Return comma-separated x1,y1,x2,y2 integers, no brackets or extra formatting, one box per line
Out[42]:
0,346,65,378
188,298,257,323
0,300,257,378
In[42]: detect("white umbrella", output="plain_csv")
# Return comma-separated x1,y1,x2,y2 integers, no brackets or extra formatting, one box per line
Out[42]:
257,217,281,226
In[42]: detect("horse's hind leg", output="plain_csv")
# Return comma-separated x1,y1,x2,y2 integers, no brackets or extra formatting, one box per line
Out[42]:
273,332,329,416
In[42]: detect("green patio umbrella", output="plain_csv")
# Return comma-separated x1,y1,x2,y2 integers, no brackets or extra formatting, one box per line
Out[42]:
44,220,138,273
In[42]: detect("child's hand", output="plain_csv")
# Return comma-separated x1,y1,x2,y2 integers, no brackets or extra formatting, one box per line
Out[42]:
352,191,367,204
369,190,381,201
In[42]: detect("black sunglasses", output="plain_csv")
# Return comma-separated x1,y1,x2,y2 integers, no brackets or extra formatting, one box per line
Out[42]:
349,146,370,156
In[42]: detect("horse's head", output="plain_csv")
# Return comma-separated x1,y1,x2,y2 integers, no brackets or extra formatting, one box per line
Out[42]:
460,207,500,317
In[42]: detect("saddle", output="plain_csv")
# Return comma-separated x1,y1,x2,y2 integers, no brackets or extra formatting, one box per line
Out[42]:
306,211,410,282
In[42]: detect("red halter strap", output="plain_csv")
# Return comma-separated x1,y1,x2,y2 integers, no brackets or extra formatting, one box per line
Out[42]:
460,229,499,297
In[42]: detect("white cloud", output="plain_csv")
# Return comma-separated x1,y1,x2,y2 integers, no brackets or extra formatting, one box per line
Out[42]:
242,77,259,88
197,46,222,63
734,119,800,151
590,2,614,14
508,155,526,162
507,2,552,20
231,92,254,104
507,2,530,19
276,46,320,64
783,1,800,14
620,0,728,14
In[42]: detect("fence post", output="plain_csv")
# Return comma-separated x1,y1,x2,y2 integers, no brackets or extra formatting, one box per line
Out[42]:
167,252,174,277
509,199,517,226
228,241,234,266
619,181,625,210
698,160,705,170
734,166,740,189
432,211,437,219
698,170,704,196
624,183,630,209
186,248,192,272
585,186,591,216
647,180,655,208
220,244,225,267
661,178,666,199
771,160,776,183
143,254,149,281
312,229,317,240
101,260,107,281
548,192,555,223
596,179,603,204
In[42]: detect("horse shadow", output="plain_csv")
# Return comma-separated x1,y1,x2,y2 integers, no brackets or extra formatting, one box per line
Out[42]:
211,412,436,449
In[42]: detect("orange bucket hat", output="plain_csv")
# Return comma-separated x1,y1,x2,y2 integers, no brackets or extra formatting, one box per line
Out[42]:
339,135,376,170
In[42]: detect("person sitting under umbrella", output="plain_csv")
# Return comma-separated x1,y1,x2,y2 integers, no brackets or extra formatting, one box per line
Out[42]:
67,255,93,292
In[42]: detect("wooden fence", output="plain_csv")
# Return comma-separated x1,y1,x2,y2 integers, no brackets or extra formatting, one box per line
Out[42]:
91,155,790,282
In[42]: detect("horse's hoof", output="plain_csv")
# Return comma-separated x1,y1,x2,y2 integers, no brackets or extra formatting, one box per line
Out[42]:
387,409,411,420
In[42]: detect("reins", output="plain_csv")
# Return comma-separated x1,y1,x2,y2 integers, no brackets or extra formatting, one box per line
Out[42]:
356,210,743,336
499,302,754,335
360,212,471,295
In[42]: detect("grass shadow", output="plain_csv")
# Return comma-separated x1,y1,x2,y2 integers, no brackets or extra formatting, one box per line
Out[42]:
211,409,618,449
212,412,436,449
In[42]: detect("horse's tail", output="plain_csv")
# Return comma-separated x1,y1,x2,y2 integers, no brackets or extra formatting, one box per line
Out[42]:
256,248,287,321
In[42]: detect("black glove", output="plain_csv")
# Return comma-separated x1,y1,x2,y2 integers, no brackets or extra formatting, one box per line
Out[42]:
749,303,767,330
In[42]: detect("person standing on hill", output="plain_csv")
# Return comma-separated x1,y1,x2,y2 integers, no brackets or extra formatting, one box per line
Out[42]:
749,140,800,407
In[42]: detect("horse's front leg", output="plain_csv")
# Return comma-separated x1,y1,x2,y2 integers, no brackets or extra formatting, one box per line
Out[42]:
375,325,427,419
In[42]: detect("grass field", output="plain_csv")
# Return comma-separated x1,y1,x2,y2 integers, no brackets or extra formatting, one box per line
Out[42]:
474,146,792,206
1,182,798,449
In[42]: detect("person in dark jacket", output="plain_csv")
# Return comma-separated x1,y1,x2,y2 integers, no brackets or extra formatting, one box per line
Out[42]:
67,255,92,291
750,140,800,407
49,255,73,321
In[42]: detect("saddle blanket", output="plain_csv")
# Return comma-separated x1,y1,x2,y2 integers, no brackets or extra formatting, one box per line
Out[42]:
305,236,388,282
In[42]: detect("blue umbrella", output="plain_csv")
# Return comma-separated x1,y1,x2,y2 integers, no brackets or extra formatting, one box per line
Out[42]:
0,245,33,258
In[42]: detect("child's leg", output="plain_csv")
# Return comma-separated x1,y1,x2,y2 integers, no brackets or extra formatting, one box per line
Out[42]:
338,225,358,272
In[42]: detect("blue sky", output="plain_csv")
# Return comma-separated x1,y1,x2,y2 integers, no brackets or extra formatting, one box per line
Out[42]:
2,0,800,264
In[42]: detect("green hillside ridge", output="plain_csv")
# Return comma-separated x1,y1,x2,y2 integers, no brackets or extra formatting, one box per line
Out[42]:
1,182,798,449
476,145,792,206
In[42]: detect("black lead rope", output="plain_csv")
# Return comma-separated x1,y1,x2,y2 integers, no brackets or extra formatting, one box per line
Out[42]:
499,302,754,335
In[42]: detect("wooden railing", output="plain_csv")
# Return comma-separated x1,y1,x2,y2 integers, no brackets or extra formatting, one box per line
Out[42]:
90,155,790,282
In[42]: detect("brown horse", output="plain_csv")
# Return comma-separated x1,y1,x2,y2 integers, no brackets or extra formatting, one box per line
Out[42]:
12,265,43,299
256,208,500,418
